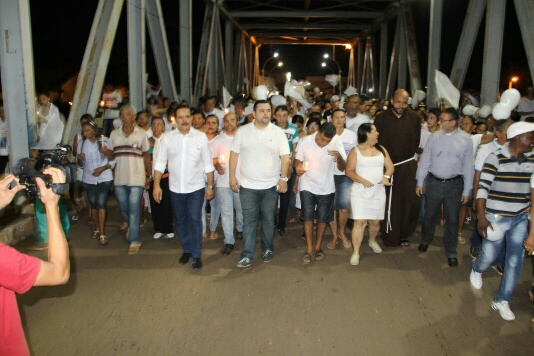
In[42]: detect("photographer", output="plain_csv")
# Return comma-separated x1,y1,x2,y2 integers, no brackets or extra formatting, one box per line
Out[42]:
0,168,70,355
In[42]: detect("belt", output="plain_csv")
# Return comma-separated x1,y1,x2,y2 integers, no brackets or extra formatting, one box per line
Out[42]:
428,173,462,182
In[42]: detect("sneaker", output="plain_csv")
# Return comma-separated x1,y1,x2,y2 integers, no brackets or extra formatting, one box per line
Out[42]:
71,215,79,221
368,241,382,254
221,244,234,256
165,233,175,239
469,246,480,259
153,232,164,239
350,253,360,266
237,257,252,268
492,265,504,276
491,300,515,321
99,235,108,246
470,269,482,289
262,249,273,262
236,231,243,240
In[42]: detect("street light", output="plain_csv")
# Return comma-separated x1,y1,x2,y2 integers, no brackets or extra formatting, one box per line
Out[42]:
268,61,283,77
321,62,334,74
509,76,519,89
323,53,342,95
262,51,279,78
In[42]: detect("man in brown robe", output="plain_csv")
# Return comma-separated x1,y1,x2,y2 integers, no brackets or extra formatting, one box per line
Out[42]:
374,89,421,247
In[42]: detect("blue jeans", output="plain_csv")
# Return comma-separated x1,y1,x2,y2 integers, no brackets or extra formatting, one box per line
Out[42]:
114,185,144,243
473,213,529,302
239,186,278,260
420,176,463,258
202,187,221,233
170,188,205,258
217,187,243,245
470,225,506,267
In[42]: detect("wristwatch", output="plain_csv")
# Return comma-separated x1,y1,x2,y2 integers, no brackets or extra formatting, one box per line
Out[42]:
383,175,391,180
206,185,214,190
279,176,289,182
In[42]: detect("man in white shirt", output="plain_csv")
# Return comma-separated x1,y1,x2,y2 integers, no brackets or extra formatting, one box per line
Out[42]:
102,83,123,137
230,100,290,268
153,105,215,271
212,113,244,255
345,95,371,134
294,122,347,263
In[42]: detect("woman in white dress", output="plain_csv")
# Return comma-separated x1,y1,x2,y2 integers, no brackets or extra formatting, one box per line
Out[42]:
345,123,394,265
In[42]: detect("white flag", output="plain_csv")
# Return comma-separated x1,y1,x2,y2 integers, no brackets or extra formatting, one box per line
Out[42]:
434,70,460,109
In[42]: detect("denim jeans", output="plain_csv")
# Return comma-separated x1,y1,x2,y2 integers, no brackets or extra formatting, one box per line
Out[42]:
114,185,144,243
470,225,506,267
472,213,528,302
202,187,221,234
217,187,243,245
239,186,278,260
420,176,463,258
170,188,205,258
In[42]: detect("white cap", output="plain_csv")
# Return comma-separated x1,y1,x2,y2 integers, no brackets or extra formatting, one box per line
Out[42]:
330,95,340,103
507,121,534,139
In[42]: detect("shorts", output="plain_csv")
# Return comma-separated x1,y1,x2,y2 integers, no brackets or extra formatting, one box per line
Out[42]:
84,181,112,209
300,190,335,223
334,174,352,210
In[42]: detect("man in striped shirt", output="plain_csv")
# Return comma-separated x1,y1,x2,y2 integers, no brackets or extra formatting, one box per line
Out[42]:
470,121,534,321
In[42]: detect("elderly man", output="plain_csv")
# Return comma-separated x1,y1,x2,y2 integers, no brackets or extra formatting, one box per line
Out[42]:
470,121,534,321
153,105,215,270
345,95,371,135
230,100,290,268
416,108,474,267
374,89,421,247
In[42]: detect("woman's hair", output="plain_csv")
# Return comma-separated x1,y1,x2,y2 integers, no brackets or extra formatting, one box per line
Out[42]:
292,115,304,126
427,108,441,119
357,123,385,156
80,113,94,123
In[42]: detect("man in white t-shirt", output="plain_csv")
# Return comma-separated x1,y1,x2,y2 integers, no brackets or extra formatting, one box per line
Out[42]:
294,122,347,263
230,100,290,268
345,95,371,134
102,84,123,137
517,86,534,121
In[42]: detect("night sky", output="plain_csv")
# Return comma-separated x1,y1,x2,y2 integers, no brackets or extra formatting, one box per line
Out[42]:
29,0,530,95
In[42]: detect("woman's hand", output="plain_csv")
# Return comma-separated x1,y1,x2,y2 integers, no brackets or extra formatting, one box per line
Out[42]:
379,177,392,186
92,166,106,177
77,153,85,161
361,179,374,188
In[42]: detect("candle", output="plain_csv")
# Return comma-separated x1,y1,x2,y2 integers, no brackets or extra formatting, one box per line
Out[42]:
303,161,309,171
100,100,105,108
219,154,226,166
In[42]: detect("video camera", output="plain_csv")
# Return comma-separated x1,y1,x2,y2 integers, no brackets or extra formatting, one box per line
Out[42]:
12,144,74,198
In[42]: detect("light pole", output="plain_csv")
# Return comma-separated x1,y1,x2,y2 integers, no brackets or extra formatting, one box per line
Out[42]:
323,53,342,95
262,51,279,79
268,61,283,77
509,76,519,89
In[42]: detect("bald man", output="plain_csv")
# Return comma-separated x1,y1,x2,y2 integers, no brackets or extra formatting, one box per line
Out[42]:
373,89,421,247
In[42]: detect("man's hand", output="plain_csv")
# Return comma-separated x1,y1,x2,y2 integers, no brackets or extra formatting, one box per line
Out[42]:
77,152,85,161
37,167,65,206
460,195,469,205
92,166,106,177
327,150,341,163
277,180,288,193
415,186,423,197
145,177,152,190
152,184,163,203
205,187,215,200
0,175,26,209
524,234,534,255
477,215,493,239
216,165,225,175
230,176,240,193
295,163,306,176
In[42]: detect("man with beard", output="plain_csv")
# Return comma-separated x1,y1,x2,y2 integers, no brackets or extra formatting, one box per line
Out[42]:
373,89,421,247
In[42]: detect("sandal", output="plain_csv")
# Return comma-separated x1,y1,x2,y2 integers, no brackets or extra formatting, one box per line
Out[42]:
128,242,141,255
401,239,410,247
300,233,306,241
99,235,108,246
91,230,101,239
326,239,339,250
288,216,297,223
314,249,326,262
301,253,312,264
209,231,219,240
340,236,352,249
139,218,147,227
119,221,128,231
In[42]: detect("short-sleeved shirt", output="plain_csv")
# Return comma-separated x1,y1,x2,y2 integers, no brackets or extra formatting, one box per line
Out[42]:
280,123,299,155
518,97,534,121
109,126,149,186
231,121,290,189
334,129,357,175
474,139,502,171
0,244,41,356
212,132,240,188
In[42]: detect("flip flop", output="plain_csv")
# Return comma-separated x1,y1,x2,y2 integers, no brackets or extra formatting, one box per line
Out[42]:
401,239,410,247
326,239,339,250
340,236,352,249
314,249,326,262
301,253,312,264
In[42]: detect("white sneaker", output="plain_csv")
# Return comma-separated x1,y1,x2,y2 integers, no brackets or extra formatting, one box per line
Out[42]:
469,269,482,289
350,253,360,266
165,233,175,239
153,232,164,239
368,241,382,253
491,300,515,321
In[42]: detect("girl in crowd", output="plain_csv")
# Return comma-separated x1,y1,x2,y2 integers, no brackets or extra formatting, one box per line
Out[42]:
345,123,394,265
203,115,221,239
77,120,114,245
72,114,94,224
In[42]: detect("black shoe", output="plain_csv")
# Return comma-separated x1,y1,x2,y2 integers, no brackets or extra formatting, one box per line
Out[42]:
236,231,243,240
492,265,504,276
277,227,287,236
448,257,458,267
179,252,191,264
192,258,202,270
221,244,234,255
418,243,429,252
469,246,480,259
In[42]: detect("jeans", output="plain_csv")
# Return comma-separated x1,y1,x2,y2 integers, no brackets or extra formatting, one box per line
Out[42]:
239,186,279,260
84,181,112,209
470,225,506,267
472,212,529,302
170,188,205,258
217,187,243,245
114,185,144,243
420,176,463,258
202,187,221,234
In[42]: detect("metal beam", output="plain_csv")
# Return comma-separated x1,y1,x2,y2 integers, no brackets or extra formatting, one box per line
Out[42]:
0,0,34,164
228,11,382,18
127,0,146,112
514,0,534,86
426,0,443,108
249,31,361,39
146,0,178,102
397,12,407,90
480,0,506,106
401,4,422,93
357,37,364,92
225,20,233,92
240,23,369,31
385,17,400,99
450,0,486,91
255,38,356,45
178,0,192,102
193,3,213,103
379,22,388,98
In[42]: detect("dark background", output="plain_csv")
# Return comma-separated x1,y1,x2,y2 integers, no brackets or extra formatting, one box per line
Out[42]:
29,0,530,96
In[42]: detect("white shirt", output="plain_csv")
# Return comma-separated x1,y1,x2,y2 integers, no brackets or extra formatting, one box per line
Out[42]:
334,129,357,175
518,97,534,121
212,132,240,188
151,133,164,175
154,128,214,194
77,137,114,184
295,133,347,195
347,113,371,135
102,90,122,119
474,139,503,171
231,121,290,189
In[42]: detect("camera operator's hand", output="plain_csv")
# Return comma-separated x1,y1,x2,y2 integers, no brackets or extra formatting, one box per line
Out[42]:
36,167,65,206
0,174,26,210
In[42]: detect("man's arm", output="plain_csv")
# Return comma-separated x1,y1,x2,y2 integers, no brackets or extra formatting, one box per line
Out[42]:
278,154,290,193
34,167,70,286
229,151,240,193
